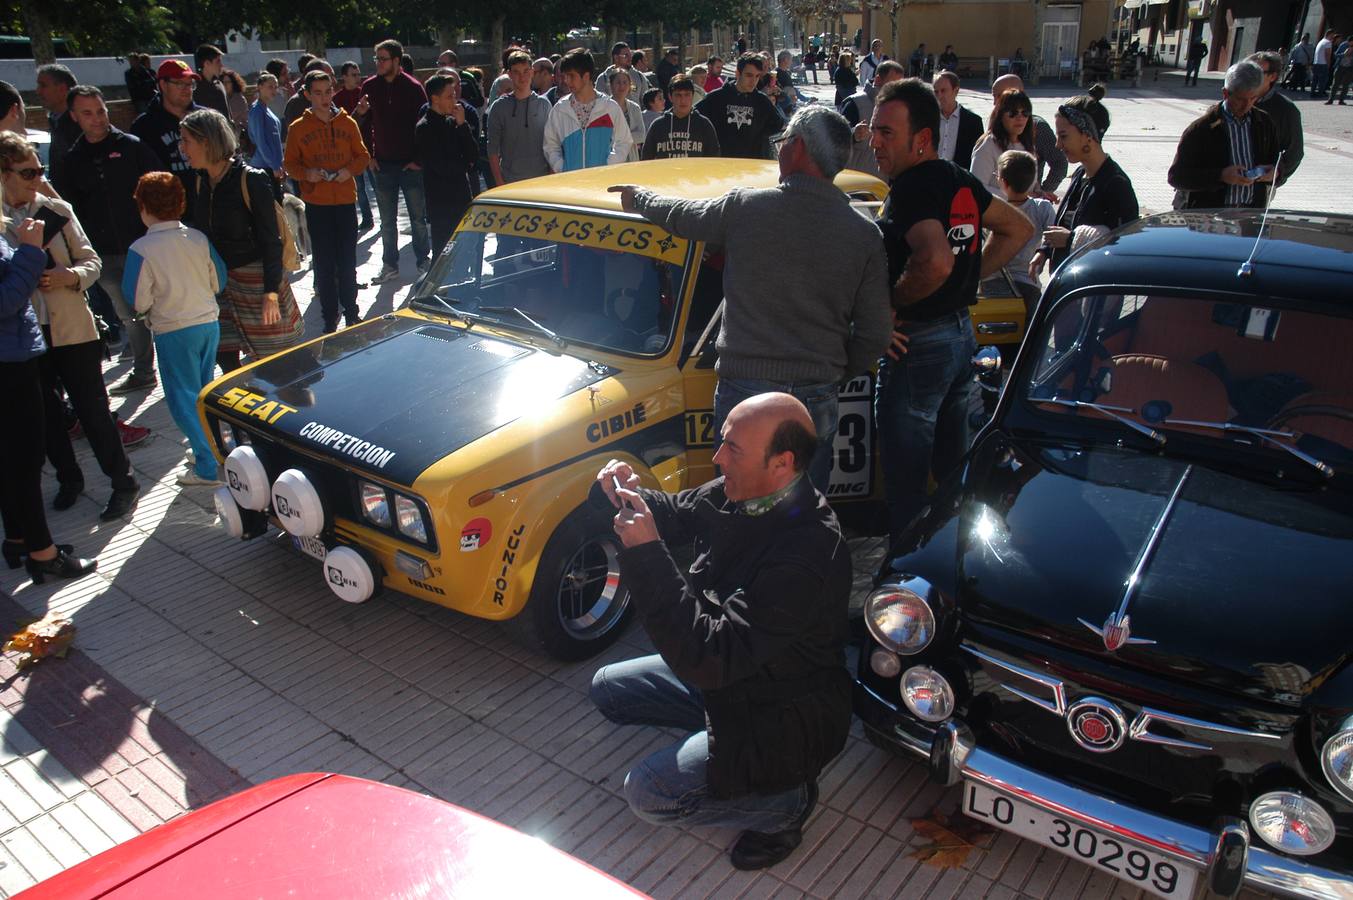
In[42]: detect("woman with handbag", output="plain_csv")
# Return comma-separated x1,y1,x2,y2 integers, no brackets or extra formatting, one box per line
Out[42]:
179,109,303,372
0,133,140,522
0,169,97,582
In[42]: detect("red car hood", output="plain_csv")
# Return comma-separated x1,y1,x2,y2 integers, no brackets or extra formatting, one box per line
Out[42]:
17,773,647,899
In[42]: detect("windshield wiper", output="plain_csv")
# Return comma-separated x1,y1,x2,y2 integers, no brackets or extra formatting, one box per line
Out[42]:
409,295,491,330
1038,397,1166,446
478,305,566,349
1163,418,1334,479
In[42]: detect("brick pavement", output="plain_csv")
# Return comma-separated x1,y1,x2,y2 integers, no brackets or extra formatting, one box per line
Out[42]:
2,77,1335,895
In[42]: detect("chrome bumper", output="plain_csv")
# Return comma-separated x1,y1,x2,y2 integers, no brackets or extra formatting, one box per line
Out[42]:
859,684,1353,900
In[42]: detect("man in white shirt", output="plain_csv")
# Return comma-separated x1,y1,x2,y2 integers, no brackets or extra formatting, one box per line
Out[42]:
932,71,982,170
1313,29,1336,98
859,39,884,86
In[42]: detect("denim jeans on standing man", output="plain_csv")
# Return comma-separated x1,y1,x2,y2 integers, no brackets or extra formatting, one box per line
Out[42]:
874,310,977,537
373,163,429,269
590,655,814,832
354,170,374,224
712,376,840,494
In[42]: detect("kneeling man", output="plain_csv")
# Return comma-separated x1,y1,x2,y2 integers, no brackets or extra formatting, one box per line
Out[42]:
590,393,852,870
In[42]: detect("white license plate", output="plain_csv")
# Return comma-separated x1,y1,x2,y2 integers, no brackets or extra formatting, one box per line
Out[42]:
963,782,1198,899
293,535,327,561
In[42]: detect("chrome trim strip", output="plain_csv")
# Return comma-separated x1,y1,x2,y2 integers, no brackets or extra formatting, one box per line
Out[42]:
1130,707,1283,752
962,644,1067,716
957,742,1353,899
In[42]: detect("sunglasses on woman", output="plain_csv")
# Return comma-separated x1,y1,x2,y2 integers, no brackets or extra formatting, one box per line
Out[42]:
3,165,44,181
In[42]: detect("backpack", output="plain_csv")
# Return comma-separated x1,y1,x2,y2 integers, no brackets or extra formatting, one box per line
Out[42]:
235,168,301,273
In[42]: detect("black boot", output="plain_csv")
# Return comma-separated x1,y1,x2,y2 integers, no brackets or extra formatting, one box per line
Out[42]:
53,482,84,511
729,782,819,870
5,541,75,569
100,483,141,521
25,549,97,584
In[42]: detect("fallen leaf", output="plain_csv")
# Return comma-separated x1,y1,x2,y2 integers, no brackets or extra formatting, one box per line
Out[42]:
908,804,996,868
4,613,75,670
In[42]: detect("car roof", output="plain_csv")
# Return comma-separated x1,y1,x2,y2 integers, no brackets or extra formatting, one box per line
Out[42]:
1050,210,1353,308
480,158,889,213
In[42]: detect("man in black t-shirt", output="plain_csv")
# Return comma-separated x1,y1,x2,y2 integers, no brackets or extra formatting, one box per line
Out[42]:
869,78,1034,537
696,53,785,159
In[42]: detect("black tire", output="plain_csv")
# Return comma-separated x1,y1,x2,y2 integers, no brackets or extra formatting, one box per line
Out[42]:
505,506,634,661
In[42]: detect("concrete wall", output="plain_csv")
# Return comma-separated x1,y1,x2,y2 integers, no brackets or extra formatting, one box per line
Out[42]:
0,47,368,92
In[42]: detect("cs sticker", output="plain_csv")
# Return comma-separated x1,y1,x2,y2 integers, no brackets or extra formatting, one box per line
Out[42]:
461,517,492,552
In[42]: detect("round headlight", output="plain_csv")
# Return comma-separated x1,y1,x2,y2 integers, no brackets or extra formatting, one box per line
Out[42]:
865,584,935,655
869,648,901,678
1249,791,1336,856
1322,728,1353,803
901,666,955,722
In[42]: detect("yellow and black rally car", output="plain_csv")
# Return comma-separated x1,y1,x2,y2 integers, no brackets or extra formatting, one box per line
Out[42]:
201,159,1026,660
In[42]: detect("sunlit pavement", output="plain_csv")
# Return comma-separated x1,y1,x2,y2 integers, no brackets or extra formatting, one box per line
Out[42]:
0,81,1332,894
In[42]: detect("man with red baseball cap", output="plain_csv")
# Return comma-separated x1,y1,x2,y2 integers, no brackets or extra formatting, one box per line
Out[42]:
130,59,203,182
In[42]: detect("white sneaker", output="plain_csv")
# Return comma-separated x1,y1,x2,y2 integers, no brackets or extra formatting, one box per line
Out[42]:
371,265,400,284
176,471,222,487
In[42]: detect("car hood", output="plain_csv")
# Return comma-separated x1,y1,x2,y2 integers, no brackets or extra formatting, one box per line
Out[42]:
205,316,613,486
956,436,1353,706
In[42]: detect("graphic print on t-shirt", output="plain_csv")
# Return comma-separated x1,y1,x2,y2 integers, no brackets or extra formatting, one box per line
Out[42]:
946,187,980,256
727,104,754,128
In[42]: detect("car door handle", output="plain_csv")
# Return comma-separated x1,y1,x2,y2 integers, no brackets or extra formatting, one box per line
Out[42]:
977,321,1019,334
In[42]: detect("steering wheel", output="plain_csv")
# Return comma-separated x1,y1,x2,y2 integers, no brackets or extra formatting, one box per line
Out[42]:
1267,404,1353,435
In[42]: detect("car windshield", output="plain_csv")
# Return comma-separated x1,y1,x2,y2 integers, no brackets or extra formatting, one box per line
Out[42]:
406,206,689,356
1022,293,1353,474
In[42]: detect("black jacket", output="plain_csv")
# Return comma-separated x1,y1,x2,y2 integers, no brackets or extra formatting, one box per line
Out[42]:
695,83,785,160
130,96,201,179
951,106,984,170
190,159,285,293
597,475,853,799
414,109,479,207
1168,102,1279,209
1255,90,1303,186
55,127,162,256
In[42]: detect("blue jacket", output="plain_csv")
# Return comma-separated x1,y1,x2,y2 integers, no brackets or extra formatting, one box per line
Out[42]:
0,240,50,362
248,100,284,172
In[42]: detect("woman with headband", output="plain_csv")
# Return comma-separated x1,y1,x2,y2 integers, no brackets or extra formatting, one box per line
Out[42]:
1028,84,1138,280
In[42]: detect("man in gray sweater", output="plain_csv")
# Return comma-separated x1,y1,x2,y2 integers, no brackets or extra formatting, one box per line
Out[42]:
610,106,892,492
1249,51,1304,185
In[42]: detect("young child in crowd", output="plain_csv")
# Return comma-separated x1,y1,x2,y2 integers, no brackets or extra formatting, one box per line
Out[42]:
997,149,1056,320
122,172,225,486
641,88,666,131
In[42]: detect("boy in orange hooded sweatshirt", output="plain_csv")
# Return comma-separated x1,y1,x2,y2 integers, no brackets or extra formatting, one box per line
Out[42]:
284,69,371,332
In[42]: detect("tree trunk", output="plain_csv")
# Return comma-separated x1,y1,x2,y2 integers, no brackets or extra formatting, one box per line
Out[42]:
1030,0,1047,85
490,14,506,74
654,21,664,57
436,24,458,53
300,29,327,58
20,0,55,65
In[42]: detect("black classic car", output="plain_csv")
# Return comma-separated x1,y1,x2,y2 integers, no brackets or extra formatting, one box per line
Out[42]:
855,210,1353,899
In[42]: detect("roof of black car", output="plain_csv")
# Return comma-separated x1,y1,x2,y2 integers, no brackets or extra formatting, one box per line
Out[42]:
1048,210,1353,308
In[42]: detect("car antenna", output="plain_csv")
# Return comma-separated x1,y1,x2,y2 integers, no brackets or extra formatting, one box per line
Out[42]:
1237,149,1285,278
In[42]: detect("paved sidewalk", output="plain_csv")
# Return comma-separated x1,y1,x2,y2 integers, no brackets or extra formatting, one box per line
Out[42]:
2,86,1331,894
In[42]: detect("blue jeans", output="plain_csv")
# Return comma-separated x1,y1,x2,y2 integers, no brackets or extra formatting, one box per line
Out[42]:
590,655,813,832
154,322,219,479
305,203,359,332
374,164,429,268
354,171,373,222
712,377,840,493
874,310,977,536
1312,63,1330,94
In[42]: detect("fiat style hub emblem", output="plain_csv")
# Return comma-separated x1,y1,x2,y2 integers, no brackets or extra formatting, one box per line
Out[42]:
1067,697,1127,753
